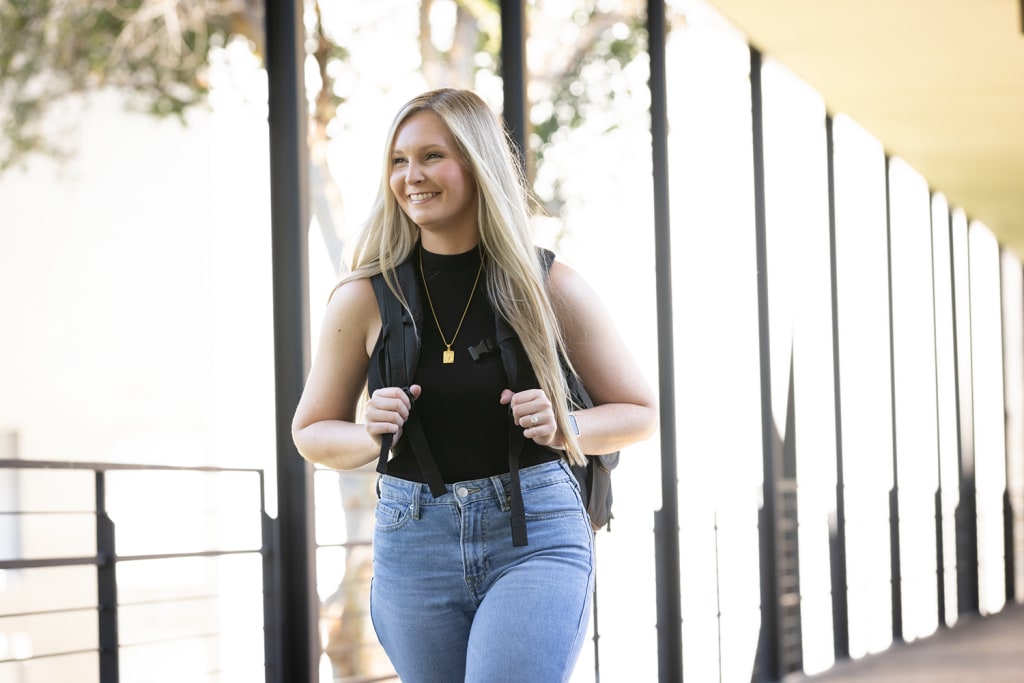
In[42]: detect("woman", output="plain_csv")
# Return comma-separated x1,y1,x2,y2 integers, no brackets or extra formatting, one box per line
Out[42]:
292,88,656,683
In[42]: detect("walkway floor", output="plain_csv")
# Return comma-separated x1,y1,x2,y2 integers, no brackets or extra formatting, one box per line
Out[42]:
798,602,1024,683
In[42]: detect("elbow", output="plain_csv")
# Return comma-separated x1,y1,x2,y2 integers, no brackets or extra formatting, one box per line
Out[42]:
636,392,659,442
640,403,659,442
290,416,316,464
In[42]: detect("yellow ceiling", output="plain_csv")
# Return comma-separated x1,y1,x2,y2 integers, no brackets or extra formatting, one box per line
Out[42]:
705,0,1024,258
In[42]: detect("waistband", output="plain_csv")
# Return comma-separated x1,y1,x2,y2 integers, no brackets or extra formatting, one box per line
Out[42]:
378,459,574,507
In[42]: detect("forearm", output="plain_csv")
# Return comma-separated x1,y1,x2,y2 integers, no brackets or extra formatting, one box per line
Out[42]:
292,420,381,471
571,402,657,456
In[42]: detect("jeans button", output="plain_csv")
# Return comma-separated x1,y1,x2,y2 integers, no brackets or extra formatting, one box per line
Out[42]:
456,486,469,498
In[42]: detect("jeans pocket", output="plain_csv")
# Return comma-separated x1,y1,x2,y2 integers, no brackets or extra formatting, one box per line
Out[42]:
522,480,585,522
374,498,412,533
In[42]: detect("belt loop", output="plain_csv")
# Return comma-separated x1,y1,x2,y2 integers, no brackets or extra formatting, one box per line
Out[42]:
490,475,509,512
375,475,382,500
410,483,422,520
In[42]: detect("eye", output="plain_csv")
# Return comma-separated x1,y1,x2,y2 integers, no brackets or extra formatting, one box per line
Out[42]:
425,152,444,160
392,156,407,166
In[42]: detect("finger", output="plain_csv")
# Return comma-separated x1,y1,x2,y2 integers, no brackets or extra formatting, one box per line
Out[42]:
524,420,557,444
367,397,410,423
518,406,555,431
372,387,413,409
509,389,547,415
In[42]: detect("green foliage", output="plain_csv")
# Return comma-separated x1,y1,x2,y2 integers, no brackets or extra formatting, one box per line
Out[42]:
0,0,241,170
528,4,649,211
0,0,649,193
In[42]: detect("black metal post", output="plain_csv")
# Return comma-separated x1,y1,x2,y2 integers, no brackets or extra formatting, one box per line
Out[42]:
750,46,781,683
883,156,904,643
500,0,528,174
648,1,683,681
825,115,850,660
96,471,119,683
1002,255,1018,605
929,193,948,629
265,1,317,681
950,212,980,617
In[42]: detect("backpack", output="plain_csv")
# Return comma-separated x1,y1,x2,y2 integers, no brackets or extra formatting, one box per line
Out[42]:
370,246,618,546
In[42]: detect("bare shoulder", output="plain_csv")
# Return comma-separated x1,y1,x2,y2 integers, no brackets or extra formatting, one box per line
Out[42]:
546,258,603,329
547,257,588,298
321,276,382,355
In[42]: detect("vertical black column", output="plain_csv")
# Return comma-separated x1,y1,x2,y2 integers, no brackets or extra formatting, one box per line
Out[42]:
1002,256,1018,605
825,115,850,660
949,211,980,616
883,156,904,643
265,1,317,681
928,194,947,629
648,2,683,682
96,471,119,683
750,46,781,683
500,0,528,174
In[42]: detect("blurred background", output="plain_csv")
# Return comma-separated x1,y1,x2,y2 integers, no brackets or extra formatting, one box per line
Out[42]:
1,1,1022,682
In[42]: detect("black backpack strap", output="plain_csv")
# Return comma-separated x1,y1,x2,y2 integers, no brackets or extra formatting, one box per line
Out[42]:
496,311,529,546
371,260,447,498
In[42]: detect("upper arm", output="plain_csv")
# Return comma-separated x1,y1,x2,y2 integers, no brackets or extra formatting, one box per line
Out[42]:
292,278,381,431
547,260,655,410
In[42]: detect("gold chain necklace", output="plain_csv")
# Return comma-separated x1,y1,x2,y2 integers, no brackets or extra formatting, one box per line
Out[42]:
419,247,484,365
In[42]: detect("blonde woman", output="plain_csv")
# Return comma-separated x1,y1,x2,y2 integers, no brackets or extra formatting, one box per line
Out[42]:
292,88,656,682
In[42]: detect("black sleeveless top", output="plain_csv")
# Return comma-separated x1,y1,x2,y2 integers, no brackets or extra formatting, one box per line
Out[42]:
368,245,559,484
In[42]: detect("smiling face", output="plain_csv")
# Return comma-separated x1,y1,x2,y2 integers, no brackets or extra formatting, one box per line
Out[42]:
389,110,479,252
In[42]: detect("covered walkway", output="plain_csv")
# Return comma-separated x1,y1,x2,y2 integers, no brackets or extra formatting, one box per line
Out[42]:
800,603,1024,683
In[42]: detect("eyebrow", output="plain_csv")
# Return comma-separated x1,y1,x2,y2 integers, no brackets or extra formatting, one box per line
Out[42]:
391,141,450,154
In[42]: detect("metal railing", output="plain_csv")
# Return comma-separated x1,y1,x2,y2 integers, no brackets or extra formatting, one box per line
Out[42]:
0,459,274,683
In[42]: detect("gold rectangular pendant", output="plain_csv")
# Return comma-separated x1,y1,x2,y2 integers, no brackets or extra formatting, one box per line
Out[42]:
442,349,455,364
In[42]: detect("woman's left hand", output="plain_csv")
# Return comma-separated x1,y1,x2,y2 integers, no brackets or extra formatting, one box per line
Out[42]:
500,388,558,447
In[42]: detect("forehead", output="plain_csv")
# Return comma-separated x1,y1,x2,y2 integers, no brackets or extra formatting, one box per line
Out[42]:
392,110,455,151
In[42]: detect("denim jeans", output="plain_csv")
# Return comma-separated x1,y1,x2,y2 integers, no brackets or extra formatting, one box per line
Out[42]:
370,459,595,683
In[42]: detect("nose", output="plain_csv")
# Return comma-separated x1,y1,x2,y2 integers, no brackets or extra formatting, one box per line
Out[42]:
404,159,425,185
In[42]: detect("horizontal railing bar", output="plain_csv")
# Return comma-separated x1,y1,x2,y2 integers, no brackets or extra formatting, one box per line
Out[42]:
0,510,96,516
0,605,97,620
116,548,264,562
0,647,98,665
118,630,223,649
118,592,252,609
0,555,104,570
0,459,264,474
1,546,266,570
315,541,372,549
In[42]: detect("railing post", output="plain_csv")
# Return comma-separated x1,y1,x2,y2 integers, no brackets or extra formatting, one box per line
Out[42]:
648,1,684,681
825,114,851,660
883,156,905,643
265,0,319,680
96,471,119,683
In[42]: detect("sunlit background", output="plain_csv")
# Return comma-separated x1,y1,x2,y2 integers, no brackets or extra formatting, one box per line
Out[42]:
1,1,1022,682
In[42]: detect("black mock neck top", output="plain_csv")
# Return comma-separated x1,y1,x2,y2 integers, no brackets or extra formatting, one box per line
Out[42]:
369,245,558,484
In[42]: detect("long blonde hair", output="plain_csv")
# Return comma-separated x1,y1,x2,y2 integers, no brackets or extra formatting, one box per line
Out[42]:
344,88,585,466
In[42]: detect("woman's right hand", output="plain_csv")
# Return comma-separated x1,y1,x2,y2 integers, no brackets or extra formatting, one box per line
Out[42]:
364,384,422,446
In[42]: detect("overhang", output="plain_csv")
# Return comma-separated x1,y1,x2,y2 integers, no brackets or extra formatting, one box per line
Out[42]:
706,0,1024,258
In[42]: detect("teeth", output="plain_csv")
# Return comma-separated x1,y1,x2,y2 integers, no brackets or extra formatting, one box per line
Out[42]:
409,192,437,201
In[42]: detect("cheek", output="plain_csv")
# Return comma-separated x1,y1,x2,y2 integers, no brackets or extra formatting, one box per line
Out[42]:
388,173,404,201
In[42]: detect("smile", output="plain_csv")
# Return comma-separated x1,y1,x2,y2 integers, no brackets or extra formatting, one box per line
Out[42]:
409,192,439,202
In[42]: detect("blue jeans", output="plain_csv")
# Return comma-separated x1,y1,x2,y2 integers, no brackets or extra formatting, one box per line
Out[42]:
370,459,595,683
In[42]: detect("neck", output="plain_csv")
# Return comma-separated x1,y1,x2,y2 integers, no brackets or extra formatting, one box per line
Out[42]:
418,230,480,255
